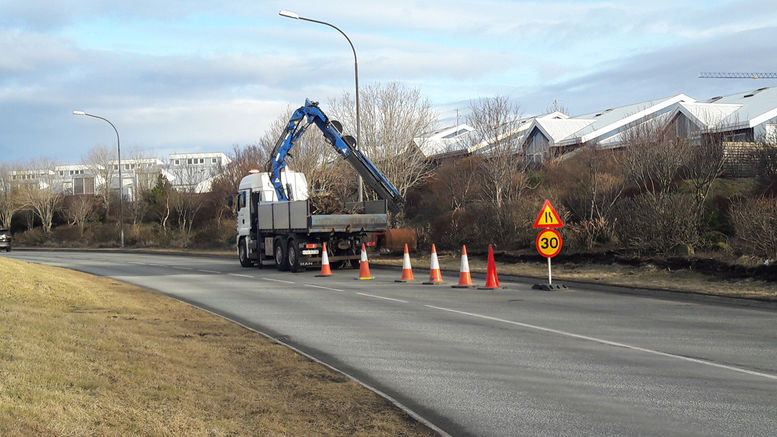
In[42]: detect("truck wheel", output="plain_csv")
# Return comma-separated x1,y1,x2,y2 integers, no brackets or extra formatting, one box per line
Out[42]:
274,239,289,271
239,239,252,267
287,238,303,273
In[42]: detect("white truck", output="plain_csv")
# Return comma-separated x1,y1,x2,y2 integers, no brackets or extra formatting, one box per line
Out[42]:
233,100,404,272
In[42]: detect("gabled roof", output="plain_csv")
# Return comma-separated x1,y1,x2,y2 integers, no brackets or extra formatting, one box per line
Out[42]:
665,87,777,133
470,118,534,155
414,124,475,156
532,117,594,143
706,87,777,129
557,94,694,146
672,102,742,129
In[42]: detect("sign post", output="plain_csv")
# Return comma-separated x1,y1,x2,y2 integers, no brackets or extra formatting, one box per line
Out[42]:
535,228,562,285
532,200,566,290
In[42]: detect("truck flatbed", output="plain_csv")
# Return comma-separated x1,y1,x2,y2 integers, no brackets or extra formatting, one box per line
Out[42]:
257,200,388,233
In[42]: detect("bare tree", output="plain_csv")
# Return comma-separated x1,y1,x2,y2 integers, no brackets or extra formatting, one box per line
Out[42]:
124,148,156,226
329,82,438,200
0,163,23,229
752,137,777,195
620,120,690,201
82,145,116,219
166,160,213,240
545,98,569,115
615,120,702,253
17,160,63,233
465,96,531,210
214,144,267,194
730,197,777,260
682,132,726,220
434,155,484,213
63,195,95,236
145,175,173,232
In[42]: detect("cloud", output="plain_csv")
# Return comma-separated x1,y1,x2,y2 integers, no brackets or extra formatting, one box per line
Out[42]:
513,25,777,116
2,0,776,165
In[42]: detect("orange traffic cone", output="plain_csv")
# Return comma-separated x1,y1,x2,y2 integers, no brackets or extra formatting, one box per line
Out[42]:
356,243,374,280
452,244,473,288
316,242,332,277
423,244,444,285
395,243,415,282
479,244,500,289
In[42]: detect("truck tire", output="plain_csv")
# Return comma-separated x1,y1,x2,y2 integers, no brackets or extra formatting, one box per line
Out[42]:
287,238,303,273
238,239,252,267
274,239,289,271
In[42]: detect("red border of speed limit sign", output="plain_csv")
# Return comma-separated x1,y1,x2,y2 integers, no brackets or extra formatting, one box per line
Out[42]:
536,228,562,258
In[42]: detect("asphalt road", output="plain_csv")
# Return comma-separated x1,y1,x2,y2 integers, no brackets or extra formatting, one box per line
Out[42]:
6,250,777,436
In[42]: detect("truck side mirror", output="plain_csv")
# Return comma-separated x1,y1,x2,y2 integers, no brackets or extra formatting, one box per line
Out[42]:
226,195,234,208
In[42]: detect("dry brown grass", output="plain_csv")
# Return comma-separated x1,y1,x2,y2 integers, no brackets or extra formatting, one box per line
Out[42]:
0,257,436,436
375,252,777,300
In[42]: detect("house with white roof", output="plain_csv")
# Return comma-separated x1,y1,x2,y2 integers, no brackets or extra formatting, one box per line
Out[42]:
413,124,475,158
668,87,777,143
433,87,776,169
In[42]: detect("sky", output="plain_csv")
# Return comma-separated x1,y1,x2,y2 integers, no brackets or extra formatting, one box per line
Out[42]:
1,0,777,164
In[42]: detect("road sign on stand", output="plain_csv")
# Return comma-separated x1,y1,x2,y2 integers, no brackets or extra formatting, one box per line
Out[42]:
532,202,567,291
533,199,564,228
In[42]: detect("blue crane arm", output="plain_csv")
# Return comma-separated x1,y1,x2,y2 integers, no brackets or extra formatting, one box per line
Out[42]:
268,99,404,213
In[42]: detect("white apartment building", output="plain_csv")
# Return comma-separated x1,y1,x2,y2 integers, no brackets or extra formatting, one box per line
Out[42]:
9,152,232,199
166,152,231,193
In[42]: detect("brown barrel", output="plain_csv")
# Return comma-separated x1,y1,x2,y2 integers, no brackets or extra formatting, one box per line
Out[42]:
382,229,417,253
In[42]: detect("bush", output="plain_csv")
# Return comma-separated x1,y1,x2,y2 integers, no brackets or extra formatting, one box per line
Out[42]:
429,209,481,250
613,193,701,255
189,219,236,250
564,217,618,253
124,224,159,247
90,223,121,247
729,197,777,260
51,225,82,244
13,228,48,246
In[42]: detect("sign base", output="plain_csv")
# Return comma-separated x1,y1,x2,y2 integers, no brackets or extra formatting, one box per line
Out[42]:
532,283,567,291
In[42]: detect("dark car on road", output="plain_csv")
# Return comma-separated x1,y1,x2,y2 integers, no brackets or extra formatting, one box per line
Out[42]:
0,228,11,252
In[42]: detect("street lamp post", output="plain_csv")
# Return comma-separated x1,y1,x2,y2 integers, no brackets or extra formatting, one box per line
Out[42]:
72,110,124,248
279,9,364,202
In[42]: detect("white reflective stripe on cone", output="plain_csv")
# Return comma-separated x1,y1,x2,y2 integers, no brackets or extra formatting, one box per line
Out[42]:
460,254,469,273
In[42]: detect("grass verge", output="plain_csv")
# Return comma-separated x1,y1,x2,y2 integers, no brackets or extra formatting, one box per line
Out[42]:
374,252,777,301
0,257,436,436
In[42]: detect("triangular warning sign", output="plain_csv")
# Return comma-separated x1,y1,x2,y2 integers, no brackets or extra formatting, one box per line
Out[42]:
533,199,564,228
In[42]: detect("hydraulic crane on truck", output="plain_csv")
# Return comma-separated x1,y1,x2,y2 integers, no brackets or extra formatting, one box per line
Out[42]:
233,99,407,271
266,99,404,213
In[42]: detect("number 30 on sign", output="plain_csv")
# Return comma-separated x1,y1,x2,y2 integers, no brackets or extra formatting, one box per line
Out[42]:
536,228,562,258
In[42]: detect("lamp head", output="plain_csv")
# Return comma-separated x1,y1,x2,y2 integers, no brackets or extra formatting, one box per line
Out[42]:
279,10,300,19
72,110,86,116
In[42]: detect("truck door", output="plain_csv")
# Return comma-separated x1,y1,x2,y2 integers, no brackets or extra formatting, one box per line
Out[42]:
236,190,251,237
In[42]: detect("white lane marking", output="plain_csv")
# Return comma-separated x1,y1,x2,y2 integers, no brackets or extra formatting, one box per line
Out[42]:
304,284,345,292
127,261,149,265
263,277,295,284
197,269,221,274
229,273,254,279
357,292,408,303
425,305,777,381
176,267,193,270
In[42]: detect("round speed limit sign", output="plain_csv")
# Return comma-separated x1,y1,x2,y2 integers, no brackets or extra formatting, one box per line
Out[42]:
536,228,562,258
